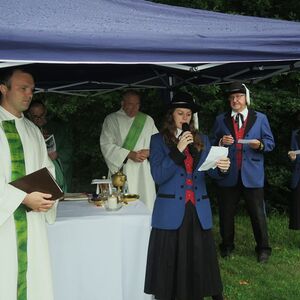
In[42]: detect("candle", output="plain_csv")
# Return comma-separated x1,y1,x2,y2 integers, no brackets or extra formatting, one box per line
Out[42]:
107,195,118,210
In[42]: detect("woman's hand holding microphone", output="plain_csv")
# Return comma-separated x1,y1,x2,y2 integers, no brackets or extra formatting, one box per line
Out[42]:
177,131,194,152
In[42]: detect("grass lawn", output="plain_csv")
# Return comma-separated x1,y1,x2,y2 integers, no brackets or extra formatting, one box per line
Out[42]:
208,212,300,300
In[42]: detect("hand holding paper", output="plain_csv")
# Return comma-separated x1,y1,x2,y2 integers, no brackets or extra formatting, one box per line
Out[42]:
198,146,229,171
288,150,300,161
216,157,231,172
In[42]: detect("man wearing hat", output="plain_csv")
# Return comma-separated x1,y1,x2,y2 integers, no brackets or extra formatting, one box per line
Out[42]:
211,82,275,263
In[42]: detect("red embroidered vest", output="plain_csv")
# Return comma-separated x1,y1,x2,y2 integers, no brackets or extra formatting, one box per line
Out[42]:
232,116,248,170
184,148,195,205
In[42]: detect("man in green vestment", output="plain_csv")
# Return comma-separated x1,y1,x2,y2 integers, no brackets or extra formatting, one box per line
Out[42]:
0,68,56,300
100,90,158,211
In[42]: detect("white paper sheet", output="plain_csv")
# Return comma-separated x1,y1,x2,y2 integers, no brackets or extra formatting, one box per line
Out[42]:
198,146,228,171
45,134,56,153
291,150,300,155
237,139,257,144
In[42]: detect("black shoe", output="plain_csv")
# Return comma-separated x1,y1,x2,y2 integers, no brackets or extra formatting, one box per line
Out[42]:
257,252,269,263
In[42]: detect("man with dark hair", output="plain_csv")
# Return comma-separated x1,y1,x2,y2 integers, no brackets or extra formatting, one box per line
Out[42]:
211,82,275,263
0,68,56,299
27,101,73,192
100,90,158,211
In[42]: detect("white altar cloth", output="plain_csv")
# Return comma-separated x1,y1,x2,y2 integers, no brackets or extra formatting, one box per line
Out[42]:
47,200,152,300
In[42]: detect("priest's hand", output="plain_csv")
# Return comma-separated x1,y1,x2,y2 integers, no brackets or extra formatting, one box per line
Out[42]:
128,150,148,163
22,192,55,212
138,149,150,159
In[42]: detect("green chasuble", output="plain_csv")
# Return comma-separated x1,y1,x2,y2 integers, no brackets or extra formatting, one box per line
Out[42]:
2,120,28,300
122,112,147,151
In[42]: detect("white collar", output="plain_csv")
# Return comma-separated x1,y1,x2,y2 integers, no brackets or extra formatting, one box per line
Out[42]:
0,105,24,121
231,107,248,119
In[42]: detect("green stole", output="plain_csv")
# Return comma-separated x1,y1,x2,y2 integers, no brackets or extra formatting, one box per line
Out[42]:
122,112,147,151
2,120,28,300
53,159,67,192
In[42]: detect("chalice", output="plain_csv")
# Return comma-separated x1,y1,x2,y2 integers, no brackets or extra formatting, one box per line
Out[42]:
111,170,127,194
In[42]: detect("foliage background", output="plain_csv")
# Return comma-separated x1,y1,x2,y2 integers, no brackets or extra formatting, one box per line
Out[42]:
35,0,300,211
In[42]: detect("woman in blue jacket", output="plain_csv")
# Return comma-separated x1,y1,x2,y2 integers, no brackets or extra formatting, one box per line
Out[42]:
144,92,230,300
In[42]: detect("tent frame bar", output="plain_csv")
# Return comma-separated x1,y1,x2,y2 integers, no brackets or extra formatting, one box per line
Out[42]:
156,63,225,72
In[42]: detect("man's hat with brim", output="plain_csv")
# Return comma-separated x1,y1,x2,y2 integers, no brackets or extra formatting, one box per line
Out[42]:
225,82,251,105
226,82,246,95
169,92,199,113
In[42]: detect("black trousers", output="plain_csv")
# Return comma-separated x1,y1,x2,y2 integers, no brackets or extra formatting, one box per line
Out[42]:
217,175,271,254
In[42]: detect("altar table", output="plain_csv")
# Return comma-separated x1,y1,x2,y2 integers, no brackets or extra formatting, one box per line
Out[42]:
47,200,152,300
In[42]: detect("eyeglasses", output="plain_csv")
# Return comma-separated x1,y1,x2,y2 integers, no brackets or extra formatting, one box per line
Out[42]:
30,113,46,120
229,94,245,101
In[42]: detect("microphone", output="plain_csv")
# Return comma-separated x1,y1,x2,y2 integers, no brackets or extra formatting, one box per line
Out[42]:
182,122,190,133
182,123,194,152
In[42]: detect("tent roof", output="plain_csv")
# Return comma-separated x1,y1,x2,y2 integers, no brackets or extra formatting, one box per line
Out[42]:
1,0,300,94
1,0,300,63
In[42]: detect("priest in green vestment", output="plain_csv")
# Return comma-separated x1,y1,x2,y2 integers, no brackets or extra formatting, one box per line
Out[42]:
0,69,57,300
100,90,158,211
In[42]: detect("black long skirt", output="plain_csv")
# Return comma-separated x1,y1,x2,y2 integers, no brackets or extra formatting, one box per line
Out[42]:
144,202,223,300
289,181,300,230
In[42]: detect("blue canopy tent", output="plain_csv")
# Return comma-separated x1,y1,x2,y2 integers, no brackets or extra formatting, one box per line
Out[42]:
1,0,300,95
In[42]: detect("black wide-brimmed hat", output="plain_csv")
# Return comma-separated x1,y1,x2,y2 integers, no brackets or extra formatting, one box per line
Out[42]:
225,82,246,95
225,82,251,105
168,92,199,113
